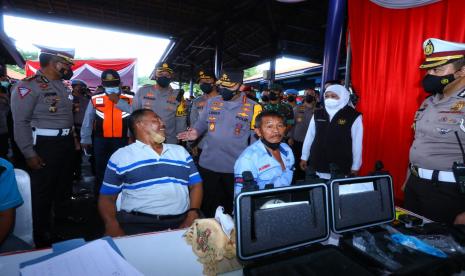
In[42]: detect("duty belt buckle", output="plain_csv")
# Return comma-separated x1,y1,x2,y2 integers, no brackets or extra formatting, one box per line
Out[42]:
62,129,70,136
410,164,419,177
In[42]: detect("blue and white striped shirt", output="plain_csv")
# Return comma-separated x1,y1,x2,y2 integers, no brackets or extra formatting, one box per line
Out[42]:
101,140,202,215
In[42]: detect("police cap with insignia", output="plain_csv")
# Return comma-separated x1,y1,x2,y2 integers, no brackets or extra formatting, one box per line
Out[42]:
101,69,121,87
216,69,243,88
420,38,465,69
155,62,174,74
35,44,75,65
197,69,216,82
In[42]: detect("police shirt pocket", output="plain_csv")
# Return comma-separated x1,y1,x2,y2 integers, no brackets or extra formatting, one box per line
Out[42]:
432,116,459,138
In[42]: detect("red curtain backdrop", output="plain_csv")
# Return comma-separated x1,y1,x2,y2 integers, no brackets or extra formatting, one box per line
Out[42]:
348,0,465,201
25,59,136,76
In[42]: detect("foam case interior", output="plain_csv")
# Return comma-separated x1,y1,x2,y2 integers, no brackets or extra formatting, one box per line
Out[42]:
235,183,329,261
330,175,395,233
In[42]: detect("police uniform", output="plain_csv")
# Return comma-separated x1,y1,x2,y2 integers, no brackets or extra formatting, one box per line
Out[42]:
122,63,186,144
288,104,314,180
193,69,262,216
405,38,465,224
234,140,294,196
81,70,133,196
71,79,90,181
10,46,75,247
189,70,219,153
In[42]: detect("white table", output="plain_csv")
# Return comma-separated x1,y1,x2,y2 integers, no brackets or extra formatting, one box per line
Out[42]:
0,229,222,276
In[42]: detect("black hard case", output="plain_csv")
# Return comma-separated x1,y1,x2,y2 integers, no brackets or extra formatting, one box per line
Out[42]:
330,175,465,275
234,183,373,276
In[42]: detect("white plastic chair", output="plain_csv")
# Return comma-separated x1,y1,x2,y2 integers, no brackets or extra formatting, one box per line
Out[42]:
13,169,34,247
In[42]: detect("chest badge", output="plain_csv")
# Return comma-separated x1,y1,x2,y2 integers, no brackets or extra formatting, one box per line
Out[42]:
451,101,465,112
209,122,216,132
337,118,347,125
436,127,452,135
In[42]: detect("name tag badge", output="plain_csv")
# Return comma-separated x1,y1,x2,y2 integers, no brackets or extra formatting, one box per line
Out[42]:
96,98,104,106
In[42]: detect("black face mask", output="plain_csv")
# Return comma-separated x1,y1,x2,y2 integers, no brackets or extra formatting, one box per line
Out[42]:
59,68,73,80
157,76,171,88
261,95,269,102
261,138,280,150
305,95,315,103
200,83,213,94
219,87,236,101
422,73,455,95
269,92,278,101
287,96,295,102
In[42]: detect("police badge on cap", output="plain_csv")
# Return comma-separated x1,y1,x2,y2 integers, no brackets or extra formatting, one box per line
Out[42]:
101,69,121,87
216,69,243,88
420,38,465,69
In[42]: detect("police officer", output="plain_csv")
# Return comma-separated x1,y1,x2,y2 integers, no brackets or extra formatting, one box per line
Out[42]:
189,69,219,159
263,84,294,132
11,45,75,247
178,69,262,216
288,90,315,181
120,62,186,144
71,79,90,181
81,70,133,197
405,38,465,224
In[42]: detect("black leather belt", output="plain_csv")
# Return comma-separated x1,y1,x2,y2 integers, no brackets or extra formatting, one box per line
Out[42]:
130,211,186,220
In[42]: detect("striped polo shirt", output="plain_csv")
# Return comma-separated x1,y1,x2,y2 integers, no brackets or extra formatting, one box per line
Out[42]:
101,140,202,215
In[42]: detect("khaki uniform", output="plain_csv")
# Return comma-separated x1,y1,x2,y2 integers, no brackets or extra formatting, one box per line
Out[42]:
10,70,74,247
11,71,74,158
410,88,465,171
128,85,187,144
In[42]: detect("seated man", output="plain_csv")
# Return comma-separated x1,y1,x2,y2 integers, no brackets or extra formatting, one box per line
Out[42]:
0,158,31,253
98,109,203,237
234,111,294,196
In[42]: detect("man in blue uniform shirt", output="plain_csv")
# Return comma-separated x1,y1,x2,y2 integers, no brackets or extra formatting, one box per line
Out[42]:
234,110,294,195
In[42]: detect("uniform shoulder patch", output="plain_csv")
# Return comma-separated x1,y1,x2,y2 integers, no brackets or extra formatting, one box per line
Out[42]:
17,86,32,99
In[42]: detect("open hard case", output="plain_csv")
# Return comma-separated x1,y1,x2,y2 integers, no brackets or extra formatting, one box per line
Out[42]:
234,182,373,276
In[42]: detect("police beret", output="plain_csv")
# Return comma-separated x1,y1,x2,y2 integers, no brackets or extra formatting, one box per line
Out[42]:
420,38,465,69
101,69,121,87
35,44,75,65
216,69,243,88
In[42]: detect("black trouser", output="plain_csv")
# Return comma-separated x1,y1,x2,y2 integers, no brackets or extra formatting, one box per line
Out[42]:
291,140,304,182
30,135,74,248
93,137,127,197
116,211,187,235
72,127,82,181
198,166,234,217
404,174,465,224
0,133,8,159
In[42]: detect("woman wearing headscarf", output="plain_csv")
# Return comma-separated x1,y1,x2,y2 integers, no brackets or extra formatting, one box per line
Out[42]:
299,84,363,179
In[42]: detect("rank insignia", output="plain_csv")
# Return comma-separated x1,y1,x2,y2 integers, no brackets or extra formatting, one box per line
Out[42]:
18,87,32,99
234,123,243,135
209,122,216,132
337,118,347,125
49,106,57,113
424,40,434,56
237,112,249,118
436,127,452,135
211,106,222,111
451,101,465,112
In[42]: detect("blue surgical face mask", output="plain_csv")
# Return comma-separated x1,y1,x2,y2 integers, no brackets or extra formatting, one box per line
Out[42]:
0,81,9,88
104,87,120,94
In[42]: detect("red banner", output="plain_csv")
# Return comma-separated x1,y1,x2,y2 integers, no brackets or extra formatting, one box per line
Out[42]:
348,0,465,201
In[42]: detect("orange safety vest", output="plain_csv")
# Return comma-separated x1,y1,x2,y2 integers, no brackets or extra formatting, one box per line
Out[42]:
91,92,133,138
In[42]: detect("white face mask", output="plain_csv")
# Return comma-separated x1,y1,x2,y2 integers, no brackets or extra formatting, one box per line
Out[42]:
324,98,339,108
149,129,165,144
